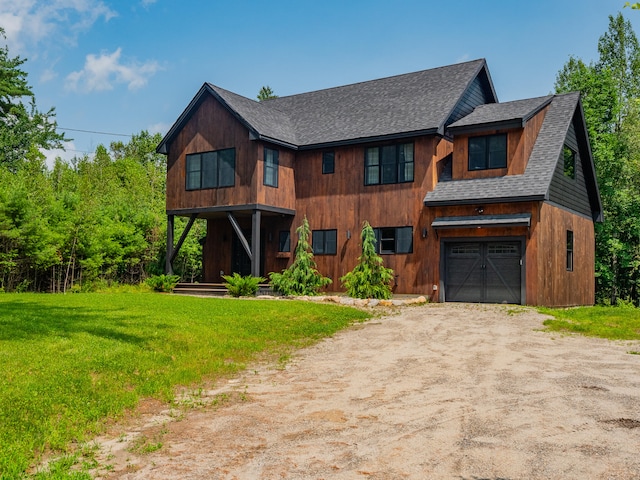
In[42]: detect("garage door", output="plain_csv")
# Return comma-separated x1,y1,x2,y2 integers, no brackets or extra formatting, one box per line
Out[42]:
445,241,522,304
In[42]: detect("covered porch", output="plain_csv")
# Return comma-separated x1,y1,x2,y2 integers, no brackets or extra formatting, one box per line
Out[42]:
166,204,295,281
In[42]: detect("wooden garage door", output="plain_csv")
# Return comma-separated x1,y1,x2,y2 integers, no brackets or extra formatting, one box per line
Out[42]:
445,241,522,304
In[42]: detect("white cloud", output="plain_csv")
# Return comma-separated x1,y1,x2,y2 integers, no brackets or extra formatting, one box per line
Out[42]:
141,0,157,6
42,140,87,169
0,0,116,54
148,122,170,136
65,48,161,93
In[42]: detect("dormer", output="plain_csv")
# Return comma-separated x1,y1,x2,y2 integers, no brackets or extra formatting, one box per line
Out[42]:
445,96,553,180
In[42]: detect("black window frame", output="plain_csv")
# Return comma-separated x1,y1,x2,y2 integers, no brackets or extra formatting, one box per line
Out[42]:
468,133,507,171
563,145,576,180
372,226,413,254
566,230,574,272
322,151,335,174
264,147,279,187
312,229,337,255
364,142,414,185
278,230,290,252
185,148,235,190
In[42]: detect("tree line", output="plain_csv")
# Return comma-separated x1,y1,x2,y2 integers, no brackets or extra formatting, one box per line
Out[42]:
555,12,640,304
2,14,640,304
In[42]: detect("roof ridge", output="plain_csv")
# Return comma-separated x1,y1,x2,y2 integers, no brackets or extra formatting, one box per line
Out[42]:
266,58,487,102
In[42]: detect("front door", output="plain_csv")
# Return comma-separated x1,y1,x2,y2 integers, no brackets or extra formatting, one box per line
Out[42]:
231,231,252,276
231,230,265,277
445,240,522,304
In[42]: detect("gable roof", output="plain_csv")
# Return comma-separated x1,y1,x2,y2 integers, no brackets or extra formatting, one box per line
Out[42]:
446,95,553,135
157,59,497,153
424,92,603,221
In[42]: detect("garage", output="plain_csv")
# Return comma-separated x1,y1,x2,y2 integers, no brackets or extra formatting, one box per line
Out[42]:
443,239,524,304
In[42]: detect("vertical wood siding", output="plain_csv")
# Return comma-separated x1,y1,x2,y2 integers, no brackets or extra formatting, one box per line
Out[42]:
531,203,595,306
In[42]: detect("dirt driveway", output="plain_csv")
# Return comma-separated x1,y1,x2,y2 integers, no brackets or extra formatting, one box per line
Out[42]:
93,303,640,479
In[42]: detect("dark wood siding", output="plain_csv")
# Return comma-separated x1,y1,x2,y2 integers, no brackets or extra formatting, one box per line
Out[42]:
446,70,495,126
548,117,592,218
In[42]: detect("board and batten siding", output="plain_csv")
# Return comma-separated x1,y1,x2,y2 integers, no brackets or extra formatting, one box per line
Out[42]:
446,71,495,126
547,118,593,218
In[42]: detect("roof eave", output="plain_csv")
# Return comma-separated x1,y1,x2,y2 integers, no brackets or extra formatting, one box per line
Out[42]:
298,128,439,151
424,194,545,207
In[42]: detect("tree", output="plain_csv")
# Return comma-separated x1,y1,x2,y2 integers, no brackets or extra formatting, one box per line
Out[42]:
257,86,277,101
0,28,65,171
555,12,640,304
269,216,332,295
341,221,394,299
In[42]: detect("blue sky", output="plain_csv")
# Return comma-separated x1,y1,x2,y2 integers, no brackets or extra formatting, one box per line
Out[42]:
2,0,639,166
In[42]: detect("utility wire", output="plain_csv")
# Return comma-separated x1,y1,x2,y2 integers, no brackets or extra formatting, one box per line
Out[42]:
58,127,132,137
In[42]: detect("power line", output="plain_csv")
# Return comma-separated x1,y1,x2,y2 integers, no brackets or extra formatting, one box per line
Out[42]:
58,127,132,137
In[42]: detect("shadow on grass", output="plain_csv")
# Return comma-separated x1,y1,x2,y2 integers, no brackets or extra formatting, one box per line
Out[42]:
0,299,146,344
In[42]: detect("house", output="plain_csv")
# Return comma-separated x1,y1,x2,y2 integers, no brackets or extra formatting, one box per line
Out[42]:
157,59,602,306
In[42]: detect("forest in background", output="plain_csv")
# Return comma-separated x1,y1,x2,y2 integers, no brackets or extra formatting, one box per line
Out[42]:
1,13,640,304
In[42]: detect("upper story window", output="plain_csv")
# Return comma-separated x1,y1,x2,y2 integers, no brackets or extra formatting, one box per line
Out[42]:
373,226,413,254
264,148,279,187
468,134,507,171
365,143,414,185
563,145,576,179
312,229,337,255
322,151,335,174
186,148,235,190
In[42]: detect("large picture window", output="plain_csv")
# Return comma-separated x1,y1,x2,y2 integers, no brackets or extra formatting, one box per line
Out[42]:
365,143,414,185
186,148,235,190
373,226,413,254
264,148,279,187
468,134,507,171
312,229,337,255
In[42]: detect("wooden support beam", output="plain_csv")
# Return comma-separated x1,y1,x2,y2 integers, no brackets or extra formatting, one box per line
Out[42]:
227,212,252,261
251,209,261,277
166,214,174,275
169,213,198,265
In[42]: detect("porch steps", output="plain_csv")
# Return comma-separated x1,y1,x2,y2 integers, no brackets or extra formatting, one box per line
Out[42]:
172,283,276,296
172,283,228,296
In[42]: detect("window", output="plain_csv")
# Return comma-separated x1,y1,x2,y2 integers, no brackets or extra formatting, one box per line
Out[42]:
185,148,235,190
468,134,507,170
365,143,414,185
373,226,413,254
278,230,290,252
322,151,335,174
563,145,576,179
312,229,337,255
566,230,574,271
264,148,279,187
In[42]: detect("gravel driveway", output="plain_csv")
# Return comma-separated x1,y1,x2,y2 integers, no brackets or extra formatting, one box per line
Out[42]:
94,303,640,479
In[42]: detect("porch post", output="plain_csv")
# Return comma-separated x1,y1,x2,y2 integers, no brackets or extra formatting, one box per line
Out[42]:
166,214,174,275
251,209,261,277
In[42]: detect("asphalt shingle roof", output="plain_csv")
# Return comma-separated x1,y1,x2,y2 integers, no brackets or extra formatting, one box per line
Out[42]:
424,92,581,205
188,59,491,149
447,95,553,132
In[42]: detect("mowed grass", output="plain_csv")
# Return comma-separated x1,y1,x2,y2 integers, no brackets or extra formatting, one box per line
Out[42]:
540,305,640,341
0,293,370,478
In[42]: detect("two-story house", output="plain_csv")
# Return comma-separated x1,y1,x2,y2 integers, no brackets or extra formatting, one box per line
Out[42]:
157,59,602,306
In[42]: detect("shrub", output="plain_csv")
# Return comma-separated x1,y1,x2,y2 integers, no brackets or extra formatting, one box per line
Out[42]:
341,221,394,299
146,274,181,292
222,273,266,297
269,216,332,296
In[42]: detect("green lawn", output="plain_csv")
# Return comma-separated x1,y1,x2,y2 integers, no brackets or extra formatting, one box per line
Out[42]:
0,293,369,478
540,305,640,342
